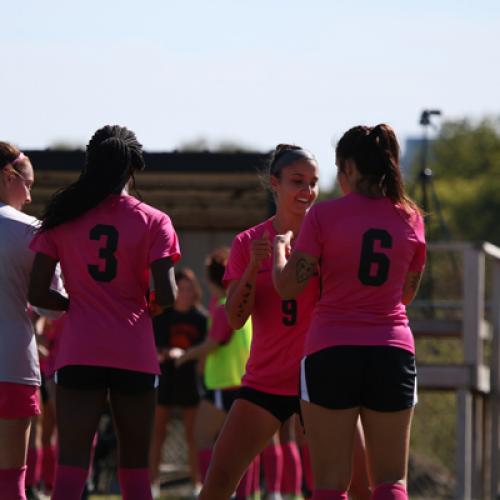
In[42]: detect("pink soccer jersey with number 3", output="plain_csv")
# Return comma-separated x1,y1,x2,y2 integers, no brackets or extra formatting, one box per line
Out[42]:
30,194,180,375
224,218,320,396
295,192,426,357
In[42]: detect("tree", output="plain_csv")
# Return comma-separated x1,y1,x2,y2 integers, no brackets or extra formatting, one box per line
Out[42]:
410,116,500,245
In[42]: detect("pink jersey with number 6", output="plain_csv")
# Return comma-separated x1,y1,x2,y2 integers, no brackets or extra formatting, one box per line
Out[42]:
295,192,426,356
30,194,180,374
224,218,320,396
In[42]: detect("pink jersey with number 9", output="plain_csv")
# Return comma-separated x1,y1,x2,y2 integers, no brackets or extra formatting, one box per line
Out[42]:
295,192,426,356
30,194,180,375
224,218,320,396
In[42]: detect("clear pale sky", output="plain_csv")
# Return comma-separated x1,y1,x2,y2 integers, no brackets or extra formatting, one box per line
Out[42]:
2,0,499,189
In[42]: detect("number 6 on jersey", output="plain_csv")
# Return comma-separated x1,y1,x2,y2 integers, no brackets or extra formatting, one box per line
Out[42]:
358,229,392,286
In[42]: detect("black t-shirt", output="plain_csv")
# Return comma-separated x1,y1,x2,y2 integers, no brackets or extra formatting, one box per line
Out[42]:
153,306,208,366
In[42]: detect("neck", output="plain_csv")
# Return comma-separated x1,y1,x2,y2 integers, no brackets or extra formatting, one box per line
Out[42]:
354,179,384,198
272,208,305,236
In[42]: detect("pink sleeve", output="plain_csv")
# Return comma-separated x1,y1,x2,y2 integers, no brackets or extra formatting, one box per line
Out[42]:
408,213,426,272
208,304,234,344
149,213,181,264
29,229,59,260
294,205,322,257
223,235,249,285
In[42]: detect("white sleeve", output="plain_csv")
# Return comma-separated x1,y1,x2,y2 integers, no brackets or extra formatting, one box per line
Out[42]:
31,264,68,320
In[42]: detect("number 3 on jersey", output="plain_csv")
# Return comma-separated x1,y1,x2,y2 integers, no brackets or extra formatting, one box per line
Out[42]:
88,224,119,282
358,229,392,286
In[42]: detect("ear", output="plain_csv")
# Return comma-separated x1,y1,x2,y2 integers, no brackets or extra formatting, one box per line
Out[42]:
343,159,356,177
270,174,279,192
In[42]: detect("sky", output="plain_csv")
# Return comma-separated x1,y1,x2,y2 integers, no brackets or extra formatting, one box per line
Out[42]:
2,0,499,189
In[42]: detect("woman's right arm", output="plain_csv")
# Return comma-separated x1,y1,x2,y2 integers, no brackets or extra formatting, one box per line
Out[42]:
151,257,177,309
225,231,272,329
29,253,69,311
402,271,423,305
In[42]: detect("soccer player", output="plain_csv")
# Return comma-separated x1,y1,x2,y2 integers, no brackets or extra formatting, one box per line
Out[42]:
149,267,207,495
199,144,370,500
28,125,180,500
273,124,426,500
0,142,64,500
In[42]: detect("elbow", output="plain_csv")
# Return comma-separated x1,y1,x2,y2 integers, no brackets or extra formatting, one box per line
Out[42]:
156,284,178,309
224,305,246,330
228,316,245,330
402,291,415,306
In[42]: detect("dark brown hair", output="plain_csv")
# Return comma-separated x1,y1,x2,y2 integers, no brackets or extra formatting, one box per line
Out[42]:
175,267,203,305
205,247,229,289
268,144,316,179
335,124,419,213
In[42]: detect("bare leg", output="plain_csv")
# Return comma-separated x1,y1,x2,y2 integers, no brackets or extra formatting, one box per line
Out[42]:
183,406,201,487
300,400,359,491
55,386,107,467
194,399,226,450
149,405,170,482
199,399,281,500
350,419,371,500
0,417,31,468
109,389,156,468
360,407,413,487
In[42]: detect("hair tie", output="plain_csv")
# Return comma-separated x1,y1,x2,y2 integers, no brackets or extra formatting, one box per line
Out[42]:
11,152,26,166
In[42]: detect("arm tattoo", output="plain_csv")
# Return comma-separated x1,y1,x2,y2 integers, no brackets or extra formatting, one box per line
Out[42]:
237,283,253,317
408,274,420,292
296,258,315,284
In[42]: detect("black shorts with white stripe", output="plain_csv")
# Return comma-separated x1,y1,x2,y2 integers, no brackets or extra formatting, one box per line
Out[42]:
301,345,417,412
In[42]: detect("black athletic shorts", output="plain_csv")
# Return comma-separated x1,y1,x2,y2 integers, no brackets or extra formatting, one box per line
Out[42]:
157,360,201,407
40,375,49,404
236,386,300,423
301,345,417,412
204,388,240,413
54,365,159,395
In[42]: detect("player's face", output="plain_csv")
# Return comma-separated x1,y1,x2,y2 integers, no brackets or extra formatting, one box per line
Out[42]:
175,278,197,309
5,163,34,211
272,159,319,216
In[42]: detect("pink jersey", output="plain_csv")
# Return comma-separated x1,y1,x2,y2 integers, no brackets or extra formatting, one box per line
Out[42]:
295,192,426,356
224,218,320,395
40,316,65,378
209,302,233,345
30,194,180,374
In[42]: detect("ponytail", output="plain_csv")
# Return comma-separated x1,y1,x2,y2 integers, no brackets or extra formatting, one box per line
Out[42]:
40,125,145,231
336,124,420,214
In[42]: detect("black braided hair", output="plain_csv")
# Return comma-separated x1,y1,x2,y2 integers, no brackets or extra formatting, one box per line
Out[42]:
40,125,145,231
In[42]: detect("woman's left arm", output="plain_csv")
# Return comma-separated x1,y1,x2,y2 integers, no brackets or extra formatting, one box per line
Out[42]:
273,231,319,299
29,253,70,311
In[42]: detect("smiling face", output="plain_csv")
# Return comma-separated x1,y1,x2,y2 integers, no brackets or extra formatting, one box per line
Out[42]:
271,159,319,216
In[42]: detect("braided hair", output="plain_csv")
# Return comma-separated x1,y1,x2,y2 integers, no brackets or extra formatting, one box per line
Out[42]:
40,125,145,231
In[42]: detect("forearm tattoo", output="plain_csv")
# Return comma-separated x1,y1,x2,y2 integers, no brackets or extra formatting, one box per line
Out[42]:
237,282,253,318
408,274,421,293
296,258,315,284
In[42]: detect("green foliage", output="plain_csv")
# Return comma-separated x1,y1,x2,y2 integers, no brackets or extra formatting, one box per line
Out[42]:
409,116,500,244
